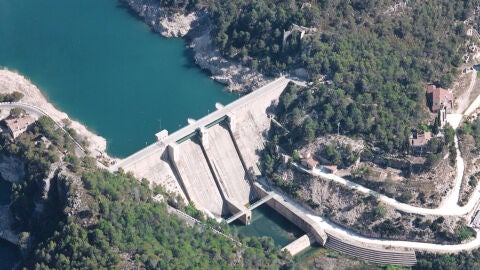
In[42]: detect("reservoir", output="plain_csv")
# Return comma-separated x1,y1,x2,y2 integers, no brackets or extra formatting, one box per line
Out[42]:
0,0,236,158
0,0,299,266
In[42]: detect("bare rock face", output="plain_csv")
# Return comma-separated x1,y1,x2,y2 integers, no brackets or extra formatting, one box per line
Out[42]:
121,0,196,38
190,29,269,92
159,13,198,38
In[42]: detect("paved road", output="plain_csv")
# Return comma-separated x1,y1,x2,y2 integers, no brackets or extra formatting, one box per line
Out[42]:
263,179,480,254
308,213,480,254
0,102,86,154
111,76,290,172
304,134,473,217
110,74,480,254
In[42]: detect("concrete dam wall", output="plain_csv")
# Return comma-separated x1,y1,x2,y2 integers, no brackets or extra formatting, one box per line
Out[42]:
202,123,255,205
229,111,269,177
168,121,256,223
168,138,228,217
113,77,291,221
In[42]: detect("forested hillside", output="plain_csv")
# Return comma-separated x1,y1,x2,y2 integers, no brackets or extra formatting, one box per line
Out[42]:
160,0,474,152
29,170,287,269
0,117,289,269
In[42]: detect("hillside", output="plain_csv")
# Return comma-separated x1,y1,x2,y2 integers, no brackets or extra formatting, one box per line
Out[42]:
157,0,474,152
0,116,289,269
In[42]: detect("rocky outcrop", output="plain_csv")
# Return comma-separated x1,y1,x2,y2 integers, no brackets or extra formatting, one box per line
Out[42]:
190,29,269,92
121,0,196,38
120,0,270,92
0,155,25,184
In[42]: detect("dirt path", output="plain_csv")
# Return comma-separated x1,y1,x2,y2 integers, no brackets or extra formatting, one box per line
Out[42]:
463,71,480,116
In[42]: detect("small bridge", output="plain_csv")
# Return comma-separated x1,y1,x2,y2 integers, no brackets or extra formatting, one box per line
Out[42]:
226,194,273,224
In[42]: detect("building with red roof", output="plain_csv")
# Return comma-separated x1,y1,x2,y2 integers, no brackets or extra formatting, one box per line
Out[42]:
426,85,454,113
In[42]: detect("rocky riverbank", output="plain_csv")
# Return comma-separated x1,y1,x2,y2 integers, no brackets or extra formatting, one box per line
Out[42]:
120,0,269,92
0,69,114,162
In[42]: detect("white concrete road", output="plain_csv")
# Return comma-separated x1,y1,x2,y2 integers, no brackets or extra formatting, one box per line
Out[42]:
112,74,480,255
306,134,472,217
263,177,480,254
308,214,480,254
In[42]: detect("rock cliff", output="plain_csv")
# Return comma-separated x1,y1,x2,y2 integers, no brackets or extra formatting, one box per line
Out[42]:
120,0,270,92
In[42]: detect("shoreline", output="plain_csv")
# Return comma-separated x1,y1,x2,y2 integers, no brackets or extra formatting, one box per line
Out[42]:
120,0,270,92
0,69,117,163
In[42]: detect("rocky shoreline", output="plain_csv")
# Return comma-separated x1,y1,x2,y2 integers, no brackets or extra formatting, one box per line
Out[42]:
120,0,270,92
0,69,115,163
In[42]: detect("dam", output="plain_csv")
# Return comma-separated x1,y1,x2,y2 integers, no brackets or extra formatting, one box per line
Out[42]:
113,77,291,223
112,77,417,265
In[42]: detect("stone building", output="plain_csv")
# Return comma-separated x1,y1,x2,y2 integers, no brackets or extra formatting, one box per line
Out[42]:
4,116,35,138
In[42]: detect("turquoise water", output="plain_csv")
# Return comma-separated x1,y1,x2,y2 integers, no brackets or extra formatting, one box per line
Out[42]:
0,0,236,158
230,204,304,247
0,0,302,265
0,0,236,265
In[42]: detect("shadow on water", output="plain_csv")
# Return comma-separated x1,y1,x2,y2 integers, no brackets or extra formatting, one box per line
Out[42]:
182,46,204,70
230,204,304,247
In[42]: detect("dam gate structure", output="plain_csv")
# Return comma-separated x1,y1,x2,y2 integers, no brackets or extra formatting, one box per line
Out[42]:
167,119,256,225
112,77,420,264
113,78,315,227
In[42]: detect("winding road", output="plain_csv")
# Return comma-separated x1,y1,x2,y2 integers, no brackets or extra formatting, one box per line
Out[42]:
109,74,480,255
0,102,86,154
304,134,473,217
294,103,480,253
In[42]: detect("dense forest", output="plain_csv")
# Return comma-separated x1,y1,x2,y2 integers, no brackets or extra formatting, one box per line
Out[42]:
29,170,287,269
159,0,474,152
0,117,290,269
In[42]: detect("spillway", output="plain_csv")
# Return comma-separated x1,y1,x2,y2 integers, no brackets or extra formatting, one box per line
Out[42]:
230,110,269,177
203,123,255,205
170,138,227,217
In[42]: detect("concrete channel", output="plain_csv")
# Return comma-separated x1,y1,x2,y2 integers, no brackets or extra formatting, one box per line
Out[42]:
168,137,228,217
